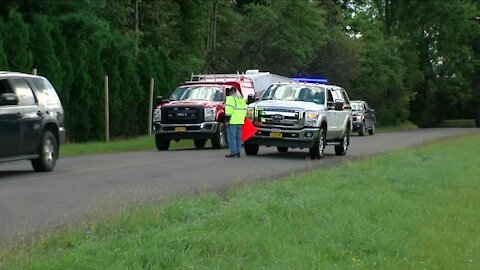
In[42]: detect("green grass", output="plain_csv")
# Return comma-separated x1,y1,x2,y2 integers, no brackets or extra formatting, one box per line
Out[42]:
60,135,195,157
2,133,479,269
435,119,476,128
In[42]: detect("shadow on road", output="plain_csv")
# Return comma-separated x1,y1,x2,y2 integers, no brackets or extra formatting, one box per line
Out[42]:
168,146,338,160
247,150,337,160
0,170,35,180
166,147,219,152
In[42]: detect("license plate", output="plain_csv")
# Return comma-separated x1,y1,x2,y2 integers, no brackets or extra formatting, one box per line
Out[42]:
175,126,187,132
270,132,282,138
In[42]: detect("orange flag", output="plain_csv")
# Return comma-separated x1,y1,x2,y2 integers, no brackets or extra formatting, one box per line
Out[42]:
242,118,257,142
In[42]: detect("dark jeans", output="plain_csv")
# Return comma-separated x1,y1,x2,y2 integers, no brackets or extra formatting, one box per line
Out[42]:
227,124,242,154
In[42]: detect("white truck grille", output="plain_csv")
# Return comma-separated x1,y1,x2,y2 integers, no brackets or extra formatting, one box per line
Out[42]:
257,108,302,128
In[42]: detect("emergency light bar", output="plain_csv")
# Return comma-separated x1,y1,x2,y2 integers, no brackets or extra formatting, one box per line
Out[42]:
293,77,328,84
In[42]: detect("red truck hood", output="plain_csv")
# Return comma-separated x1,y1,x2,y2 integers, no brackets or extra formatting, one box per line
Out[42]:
162,100,222,108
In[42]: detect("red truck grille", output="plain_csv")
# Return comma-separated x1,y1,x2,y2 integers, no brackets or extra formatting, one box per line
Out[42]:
161,106,203,124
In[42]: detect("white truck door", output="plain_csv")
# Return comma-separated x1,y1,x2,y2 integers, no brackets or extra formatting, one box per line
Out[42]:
325,88,341,139
336,89,351,133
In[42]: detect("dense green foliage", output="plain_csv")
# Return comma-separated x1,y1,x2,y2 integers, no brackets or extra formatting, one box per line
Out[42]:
0,0,478,141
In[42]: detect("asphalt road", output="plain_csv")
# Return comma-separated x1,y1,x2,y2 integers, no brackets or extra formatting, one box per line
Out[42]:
0,128,477,242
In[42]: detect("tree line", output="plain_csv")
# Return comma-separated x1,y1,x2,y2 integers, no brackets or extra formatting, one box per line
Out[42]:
0,0,478,142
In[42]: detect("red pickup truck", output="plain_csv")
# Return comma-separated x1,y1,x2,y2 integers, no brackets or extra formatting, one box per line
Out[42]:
152,74,256,150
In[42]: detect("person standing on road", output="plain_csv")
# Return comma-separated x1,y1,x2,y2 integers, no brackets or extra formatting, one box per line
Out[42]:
224,86,247,157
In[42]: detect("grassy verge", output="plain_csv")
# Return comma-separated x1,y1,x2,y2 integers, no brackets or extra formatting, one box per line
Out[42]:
2,134,479,269
60,136,194,157
435,119,476,128
61,122,419,157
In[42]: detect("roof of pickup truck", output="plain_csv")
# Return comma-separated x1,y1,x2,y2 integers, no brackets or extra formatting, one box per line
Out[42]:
182,74,256,97
272,81,336,88
0,71,44,79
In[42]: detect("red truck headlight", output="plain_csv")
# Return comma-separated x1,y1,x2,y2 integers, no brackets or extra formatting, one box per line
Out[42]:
204,108,216,121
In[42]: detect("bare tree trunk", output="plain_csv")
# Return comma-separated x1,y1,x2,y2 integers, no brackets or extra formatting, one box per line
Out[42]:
475,104,480,127
474,75,480,127
474,32,480,127
134,0,140,58
204,0,219,74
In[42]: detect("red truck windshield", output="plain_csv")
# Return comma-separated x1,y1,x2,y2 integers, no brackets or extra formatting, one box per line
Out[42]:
170,86,224,102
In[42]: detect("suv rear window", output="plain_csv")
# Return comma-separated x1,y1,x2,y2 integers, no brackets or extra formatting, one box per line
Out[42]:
30,78,61,105
0,79,13,95
10,78,36,106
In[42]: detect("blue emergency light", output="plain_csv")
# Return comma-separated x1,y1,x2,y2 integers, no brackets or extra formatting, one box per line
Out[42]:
292,77,328,84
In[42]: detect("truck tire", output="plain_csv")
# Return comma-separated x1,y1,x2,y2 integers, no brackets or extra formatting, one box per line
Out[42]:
359,122,366,136
277,147,288,153
244,144,259,156
211,123,227,149
368,124,375,135
309,127,326,160
335,130,350,156
31,130,58,172
194,139,207,149
155,134,170,151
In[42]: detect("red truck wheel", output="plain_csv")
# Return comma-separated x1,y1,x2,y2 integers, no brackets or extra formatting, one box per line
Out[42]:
211,123,227,149
155,134,170,151
194,139,207,149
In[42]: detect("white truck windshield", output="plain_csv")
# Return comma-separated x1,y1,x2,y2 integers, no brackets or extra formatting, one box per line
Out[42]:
351,102,363,111
261,84,325,105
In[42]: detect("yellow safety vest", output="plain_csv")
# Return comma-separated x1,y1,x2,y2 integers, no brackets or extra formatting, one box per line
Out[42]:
225,95,247,124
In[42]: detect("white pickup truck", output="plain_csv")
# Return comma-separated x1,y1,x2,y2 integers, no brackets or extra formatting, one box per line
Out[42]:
244,81,353,159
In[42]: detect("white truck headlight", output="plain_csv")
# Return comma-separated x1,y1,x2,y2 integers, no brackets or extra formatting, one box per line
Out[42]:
304,111,319,127
204,107,216,121
246,107,255,120
153,108,161,122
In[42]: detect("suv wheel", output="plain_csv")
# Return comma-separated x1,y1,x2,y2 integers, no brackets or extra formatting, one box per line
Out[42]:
211,123,227,149
335,130,350,156
277,147,288,153
194,139,207,149
359,122,366,136
309,127,326,160
31,131,58,172
368,124,375,135
244,144,259,156
155,134,170,150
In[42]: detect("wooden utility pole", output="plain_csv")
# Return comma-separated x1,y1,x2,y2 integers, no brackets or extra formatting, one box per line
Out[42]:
104,75,110,142
148,78,155,135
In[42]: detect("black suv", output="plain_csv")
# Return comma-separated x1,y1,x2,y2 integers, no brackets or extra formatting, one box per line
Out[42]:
0,72,66,172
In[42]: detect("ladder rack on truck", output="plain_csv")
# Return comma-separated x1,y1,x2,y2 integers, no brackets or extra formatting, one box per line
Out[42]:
187,72,245,83
185,72,256,99
185,69,293,98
